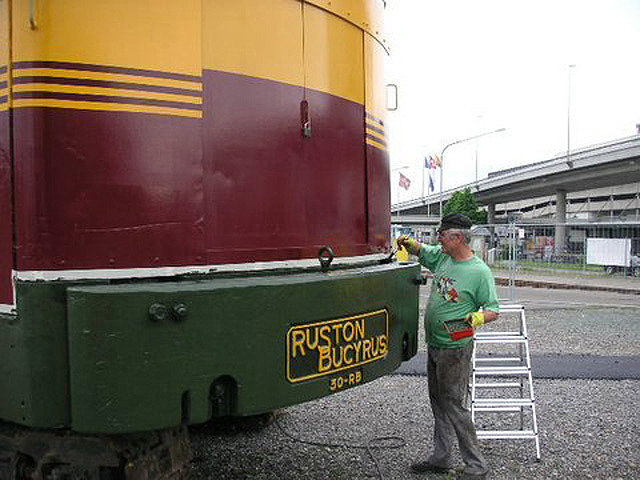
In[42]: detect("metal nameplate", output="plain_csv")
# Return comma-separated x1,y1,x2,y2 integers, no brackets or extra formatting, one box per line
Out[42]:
286,309,389,383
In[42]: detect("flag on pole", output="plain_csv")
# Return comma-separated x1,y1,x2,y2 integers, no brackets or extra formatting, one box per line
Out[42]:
399,172,411,190
428,170,435,193
425,155,440,169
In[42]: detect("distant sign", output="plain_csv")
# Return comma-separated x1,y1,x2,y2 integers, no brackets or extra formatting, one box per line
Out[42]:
586,238,631,267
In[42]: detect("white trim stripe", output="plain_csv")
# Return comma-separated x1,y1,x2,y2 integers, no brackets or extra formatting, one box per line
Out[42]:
14,254,389,282
0,304,15,314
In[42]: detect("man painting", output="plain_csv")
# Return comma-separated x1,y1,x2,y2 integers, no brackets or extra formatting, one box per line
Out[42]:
398,213,499,479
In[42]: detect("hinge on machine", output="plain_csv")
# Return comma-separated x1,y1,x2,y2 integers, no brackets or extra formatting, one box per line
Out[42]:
300,100,311,138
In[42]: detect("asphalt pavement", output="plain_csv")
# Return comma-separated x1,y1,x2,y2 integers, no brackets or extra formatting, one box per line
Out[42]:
492,268,640,295
396,352,640,379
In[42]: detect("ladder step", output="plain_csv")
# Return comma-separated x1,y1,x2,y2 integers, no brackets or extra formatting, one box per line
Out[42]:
476,331,522,336
496,304,525,310
475,363,527,369
474,382,522,388
475,357,522,362
474,366,530,375
477,430,537,440
474,406,522,412
474,399,534,407
475,337,527,343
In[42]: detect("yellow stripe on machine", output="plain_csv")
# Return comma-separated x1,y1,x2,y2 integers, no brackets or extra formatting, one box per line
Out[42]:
366,136,387,152
366,126,385,142
12,68,202,92
12,98,202,119
13,83,203,105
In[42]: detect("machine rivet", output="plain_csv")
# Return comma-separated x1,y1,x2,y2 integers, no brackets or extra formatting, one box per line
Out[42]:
148,303,169,322
172,304,188,321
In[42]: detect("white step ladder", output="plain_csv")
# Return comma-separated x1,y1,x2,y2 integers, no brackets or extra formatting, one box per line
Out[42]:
470,304,541,461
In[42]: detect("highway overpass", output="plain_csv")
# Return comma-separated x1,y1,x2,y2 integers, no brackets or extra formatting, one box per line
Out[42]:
392,134,640,226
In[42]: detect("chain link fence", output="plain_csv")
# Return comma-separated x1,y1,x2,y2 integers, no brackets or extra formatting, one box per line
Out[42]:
470,222,640,278
393,221,640,280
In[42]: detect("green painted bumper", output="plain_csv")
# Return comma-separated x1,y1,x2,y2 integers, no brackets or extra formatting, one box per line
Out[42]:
0,262,420,434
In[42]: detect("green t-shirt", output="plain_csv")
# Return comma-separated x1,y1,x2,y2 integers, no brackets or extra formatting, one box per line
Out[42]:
418,244,499,348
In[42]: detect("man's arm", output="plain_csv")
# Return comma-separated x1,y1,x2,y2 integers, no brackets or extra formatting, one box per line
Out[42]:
396,235,421,256
397,235,443,272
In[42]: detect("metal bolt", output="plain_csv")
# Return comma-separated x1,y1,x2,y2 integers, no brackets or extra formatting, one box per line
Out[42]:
172,304,188,322
148,303,169,322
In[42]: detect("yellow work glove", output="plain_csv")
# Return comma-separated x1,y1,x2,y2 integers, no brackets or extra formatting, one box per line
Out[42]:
466,312,485,328
397,235,420,255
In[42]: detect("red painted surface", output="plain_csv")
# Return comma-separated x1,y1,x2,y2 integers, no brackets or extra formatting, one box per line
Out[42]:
366,142,391,250
203,70,371,264
13,108,205,270
0,107,12,303
12,71,389,271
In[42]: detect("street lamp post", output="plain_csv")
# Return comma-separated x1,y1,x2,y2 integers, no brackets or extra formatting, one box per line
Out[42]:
566,64,576,168
557,64,576,257
438,127,506,217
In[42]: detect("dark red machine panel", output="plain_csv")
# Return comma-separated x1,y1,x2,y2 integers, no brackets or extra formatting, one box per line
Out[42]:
12,108,205,271
304,87,368,252
202,70,369,264
366,141,391,250
11,73,383,272
0,102,12,305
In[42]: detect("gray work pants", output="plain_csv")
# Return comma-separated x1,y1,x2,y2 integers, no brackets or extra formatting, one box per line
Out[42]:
427,342,488,476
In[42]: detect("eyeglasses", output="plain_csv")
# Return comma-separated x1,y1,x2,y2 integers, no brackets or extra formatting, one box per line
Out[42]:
437,229,464,239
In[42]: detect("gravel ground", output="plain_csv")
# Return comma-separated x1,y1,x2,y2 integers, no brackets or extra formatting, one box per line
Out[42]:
190,376,640,479
189,287,640,479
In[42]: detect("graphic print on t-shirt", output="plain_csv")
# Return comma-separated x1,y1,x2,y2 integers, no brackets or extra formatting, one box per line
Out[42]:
436,275,459,302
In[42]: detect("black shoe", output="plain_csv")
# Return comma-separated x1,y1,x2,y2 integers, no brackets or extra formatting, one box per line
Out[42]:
410,461,455,474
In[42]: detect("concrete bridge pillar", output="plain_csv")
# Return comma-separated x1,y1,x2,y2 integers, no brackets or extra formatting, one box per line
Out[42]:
487,203,496,224
555,189,567,257
487,203,496,248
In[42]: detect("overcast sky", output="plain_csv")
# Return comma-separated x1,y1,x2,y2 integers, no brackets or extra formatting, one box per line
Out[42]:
386,0,640,204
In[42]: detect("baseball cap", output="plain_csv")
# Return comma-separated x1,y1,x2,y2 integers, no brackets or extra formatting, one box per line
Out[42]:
439,213,473,231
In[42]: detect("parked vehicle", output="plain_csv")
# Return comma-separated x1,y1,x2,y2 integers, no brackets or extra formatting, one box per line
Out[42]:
604,255,640,276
